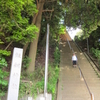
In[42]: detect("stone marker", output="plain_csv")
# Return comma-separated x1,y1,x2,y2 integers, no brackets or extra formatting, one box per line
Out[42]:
7,47,23,100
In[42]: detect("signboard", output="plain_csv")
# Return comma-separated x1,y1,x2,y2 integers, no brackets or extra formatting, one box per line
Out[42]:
7,47,23,100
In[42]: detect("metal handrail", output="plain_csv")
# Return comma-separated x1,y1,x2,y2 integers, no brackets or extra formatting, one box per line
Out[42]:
44,24,49,98
77,62,91,95
66,39,94,100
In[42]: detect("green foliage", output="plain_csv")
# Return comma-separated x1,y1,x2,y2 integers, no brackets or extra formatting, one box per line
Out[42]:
90,47,100,67
0,69,9,98
0,0,38,46
58,25,66,35
47,66,59,100
41,1,66,37
24,0,38,16
19,67,44,98
0,56,9,99
0,70,8,86
19,66,59,100
0,50,11,56
89,26,100,48
0,92,5,99
64,0,100,37
0,39,4,44
0,51,10,98
6,25,39,45
0,1,38,98
0,56,8,68
54,47,60,66
90,48,100,58
22,56,31,69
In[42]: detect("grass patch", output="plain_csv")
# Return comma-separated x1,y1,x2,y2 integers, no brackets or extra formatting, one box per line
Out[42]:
19,65,59,100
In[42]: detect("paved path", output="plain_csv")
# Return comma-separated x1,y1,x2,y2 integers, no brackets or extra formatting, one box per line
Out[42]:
57,41,100,100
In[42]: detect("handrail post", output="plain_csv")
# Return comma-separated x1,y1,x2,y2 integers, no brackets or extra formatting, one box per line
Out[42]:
87,38,89,54
66,38,72,50
44,24,49,99
91,93,94,100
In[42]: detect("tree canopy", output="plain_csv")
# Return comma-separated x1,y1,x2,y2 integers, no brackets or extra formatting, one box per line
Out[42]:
64,0,100,36
0,0,38,47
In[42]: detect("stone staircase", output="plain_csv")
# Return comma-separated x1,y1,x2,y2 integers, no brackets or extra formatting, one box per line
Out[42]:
57,41,100,100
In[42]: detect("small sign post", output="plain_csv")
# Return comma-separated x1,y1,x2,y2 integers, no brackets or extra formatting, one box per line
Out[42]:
7,47,23,100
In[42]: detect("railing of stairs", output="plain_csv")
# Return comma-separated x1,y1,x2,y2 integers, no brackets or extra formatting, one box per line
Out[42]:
44,24,49,98
66,38,94,100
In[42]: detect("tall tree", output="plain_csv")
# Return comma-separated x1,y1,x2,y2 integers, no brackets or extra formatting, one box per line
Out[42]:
27,0,44,72
64,0,100,37
27,0,68,72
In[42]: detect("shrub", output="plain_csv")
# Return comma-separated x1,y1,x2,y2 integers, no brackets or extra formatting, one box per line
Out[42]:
0,56,8,68
90,47,100,68
22,56,31,69
54,47,60,66
0,50,10,98
0,69,9,98
19,65,59,100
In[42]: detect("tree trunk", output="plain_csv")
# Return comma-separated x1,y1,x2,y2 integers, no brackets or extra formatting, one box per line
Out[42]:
23,43,29,58
23,13,38,58
27,0,44,72
22,0,40,58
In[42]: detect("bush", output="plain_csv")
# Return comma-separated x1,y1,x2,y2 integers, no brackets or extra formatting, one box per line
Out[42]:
0,69,9,98
90,47,100,68
19,66,59,100
54,47,60,66
22,56,31,69
90,48,100,58
0,50,10,98
47,66,59,100
0,56,8,68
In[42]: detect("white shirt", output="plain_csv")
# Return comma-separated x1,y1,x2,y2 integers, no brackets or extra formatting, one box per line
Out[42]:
72,55,77,61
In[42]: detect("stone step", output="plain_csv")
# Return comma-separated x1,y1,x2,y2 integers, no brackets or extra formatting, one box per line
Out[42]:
57,41,100,100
